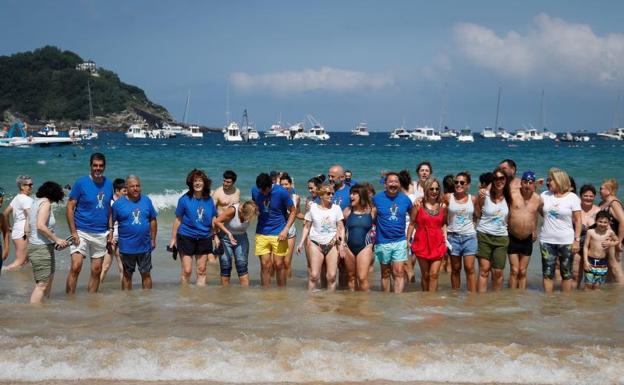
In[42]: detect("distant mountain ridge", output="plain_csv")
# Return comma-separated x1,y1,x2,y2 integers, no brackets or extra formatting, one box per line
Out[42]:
0,46,173,129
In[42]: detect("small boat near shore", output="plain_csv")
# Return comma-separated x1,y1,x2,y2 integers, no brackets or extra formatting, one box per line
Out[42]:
1,120,80,147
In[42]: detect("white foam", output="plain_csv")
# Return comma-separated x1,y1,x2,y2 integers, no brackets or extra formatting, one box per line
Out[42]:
0,336,621,384
147,190,185,211
37,160,46,165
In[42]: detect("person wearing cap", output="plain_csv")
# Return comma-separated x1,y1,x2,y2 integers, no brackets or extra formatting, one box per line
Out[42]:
507,171,542,289
0,187,10,272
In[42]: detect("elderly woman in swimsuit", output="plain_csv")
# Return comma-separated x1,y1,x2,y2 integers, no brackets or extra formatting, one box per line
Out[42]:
598,178,624,283
297,184,345,291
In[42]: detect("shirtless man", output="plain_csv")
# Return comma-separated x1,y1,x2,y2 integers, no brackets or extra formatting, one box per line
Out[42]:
507,171,542,289
498,159,521,192
212,170,240,262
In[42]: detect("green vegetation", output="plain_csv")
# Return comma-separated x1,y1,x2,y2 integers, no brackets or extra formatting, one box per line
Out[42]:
0,46,166,121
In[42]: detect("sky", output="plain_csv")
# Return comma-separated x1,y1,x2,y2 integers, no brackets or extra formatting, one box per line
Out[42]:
2,0,624,132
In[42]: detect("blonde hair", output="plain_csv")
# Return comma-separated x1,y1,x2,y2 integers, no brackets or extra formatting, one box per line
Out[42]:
602,178,619,195
548,168,571,194
319,184,335,196
240,200,259,222
423,177,442,204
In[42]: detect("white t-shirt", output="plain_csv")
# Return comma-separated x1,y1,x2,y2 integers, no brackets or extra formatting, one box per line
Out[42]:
304,202,344,244
540,191,581,245
10,193,33,239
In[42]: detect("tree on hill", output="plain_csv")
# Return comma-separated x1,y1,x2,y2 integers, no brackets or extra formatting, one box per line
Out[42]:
0,46,168,122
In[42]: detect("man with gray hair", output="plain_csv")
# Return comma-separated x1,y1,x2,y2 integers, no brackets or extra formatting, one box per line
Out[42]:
111,175,157,290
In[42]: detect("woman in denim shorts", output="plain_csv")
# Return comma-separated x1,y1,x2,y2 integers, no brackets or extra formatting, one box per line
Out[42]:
444,171,479,292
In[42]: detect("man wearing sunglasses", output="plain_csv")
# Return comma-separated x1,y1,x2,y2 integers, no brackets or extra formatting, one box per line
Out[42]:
507,171,542,290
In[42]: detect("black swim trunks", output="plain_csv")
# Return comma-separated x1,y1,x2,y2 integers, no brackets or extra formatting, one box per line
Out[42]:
507,233,534,256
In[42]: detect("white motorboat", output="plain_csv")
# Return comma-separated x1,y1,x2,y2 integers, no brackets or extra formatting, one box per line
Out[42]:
37,123,59,137
411,126,441,141
507,130,529,141
288,122,307,140
264,123,289,139
125,122,149,139
1,120,80,147
224,122,243,142
496,127,510,139
308,125,330,141
597,128,624,140
573,131,590,142
542,128,557,139
526,128,544,140
240,110,260,141
246,128,260,140
480,127,496,138
161,122,183,137
389,127,411,139
456,129,474,142
306,115,330,141
69,126,98,140
351,122,370,136
559,132,574,142
180,125,203,138
439,126,458,138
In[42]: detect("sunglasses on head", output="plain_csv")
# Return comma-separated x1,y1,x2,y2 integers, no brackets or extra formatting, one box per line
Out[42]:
454,180,466,186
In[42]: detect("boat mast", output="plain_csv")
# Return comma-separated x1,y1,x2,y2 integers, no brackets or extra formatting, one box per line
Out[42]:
439,82,448,131
183,90,191,125
540,89,545,130
226,83,230,125
494,86,501,130
614,91,621,128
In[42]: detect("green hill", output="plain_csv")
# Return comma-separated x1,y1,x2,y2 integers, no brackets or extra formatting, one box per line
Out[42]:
0,46,170,123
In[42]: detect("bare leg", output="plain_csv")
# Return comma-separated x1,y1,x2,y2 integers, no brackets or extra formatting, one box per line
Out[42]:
220,276,231,286
259,254,273,287
31,274,53,303
492,268,504,291
391,261,405,293
5,238,28,270
608,249,624,284
428,259,442,292
285,237,296,278
324,248,339,291
464,255,477,292
307,243,324,290
478,257,490,293
356,246,373,292
517,254,530,290
122,271,132,290
140,272,152,289
450,255,462,289
273,254,287,287
543,278,554,293
508,253,520,289
195,254,208,286
343,248,357,291
100,252,113,284
416,257,430,291
88,257,103,293
66,252,84,294
239,274,249,287
380,263,392,292
180,254,193,284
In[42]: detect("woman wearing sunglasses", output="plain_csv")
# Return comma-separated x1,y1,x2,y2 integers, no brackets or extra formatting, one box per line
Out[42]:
3,175,34,271
444,171,479,292
407,178,447,291
476,168,510,292
297,184,345,291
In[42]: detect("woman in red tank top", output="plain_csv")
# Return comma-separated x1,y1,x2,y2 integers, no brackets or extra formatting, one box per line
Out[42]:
407,178,447,291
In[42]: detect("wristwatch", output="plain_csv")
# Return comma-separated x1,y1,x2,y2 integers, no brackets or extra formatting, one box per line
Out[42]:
574,237,581,242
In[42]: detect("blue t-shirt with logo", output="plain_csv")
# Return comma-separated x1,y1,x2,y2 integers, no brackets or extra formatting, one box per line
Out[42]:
373,191,413,244
252,185,294,235
69,176,113,232
112,195,158,254
175,194,217,238
332,184,351,211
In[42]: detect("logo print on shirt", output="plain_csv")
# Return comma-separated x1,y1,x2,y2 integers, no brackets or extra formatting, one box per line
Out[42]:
389,203,399,221
547,203,560,220
333,195,342,207
131,208,142,225
456,208,468,224
263,198,270,213
96,191,105,209
491,209,504,226
196,206,205,222
320,216,331,233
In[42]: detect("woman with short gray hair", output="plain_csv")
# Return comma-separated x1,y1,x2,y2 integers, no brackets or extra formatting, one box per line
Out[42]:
3,175,35,270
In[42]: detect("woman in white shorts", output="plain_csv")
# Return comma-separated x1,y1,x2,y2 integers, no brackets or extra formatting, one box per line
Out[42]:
3,175,34,270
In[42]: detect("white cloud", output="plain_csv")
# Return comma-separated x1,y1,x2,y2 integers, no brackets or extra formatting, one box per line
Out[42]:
454,13,624,85
230,66,394,94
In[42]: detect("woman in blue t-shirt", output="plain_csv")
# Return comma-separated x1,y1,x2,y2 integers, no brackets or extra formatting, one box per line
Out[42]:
168,169,217,286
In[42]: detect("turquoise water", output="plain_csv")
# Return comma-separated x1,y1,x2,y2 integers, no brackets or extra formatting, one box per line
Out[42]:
1,133,624,384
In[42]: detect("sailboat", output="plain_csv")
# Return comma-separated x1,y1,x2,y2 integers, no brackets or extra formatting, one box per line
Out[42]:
69,80,98,140
597,92,624,140
240,109,259,141
178,91,203,138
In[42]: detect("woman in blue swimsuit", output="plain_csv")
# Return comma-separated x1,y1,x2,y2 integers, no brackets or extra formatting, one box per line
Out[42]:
343,184,376,291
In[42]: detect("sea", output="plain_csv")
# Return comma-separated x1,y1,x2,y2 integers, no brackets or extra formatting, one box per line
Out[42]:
0,132,623,385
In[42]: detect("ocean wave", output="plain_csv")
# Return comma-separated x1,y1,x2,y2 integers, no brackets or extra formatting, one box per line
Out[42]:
147,190,184,211
0,336,621,383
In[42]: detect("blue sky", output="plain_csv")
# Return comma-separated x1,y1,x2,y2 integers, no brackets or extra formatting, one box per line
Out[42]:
2,0,624,132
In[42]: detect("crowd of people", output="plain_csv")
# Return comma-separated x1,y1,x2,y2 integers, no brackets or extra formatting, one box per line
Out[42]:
1,153,623,302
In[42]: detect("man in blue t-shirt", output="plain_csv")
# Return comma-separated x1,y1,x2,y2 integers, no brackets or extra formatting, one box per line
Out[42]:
373,172,414,294
328,165,351,211
344,169,357,188
252,172,295,287
112,175,157,290
66,153,113,294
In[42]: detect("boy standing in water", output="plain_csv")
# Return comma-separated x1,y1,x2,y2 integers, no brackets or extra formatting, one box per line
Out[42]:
583,211,619,290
